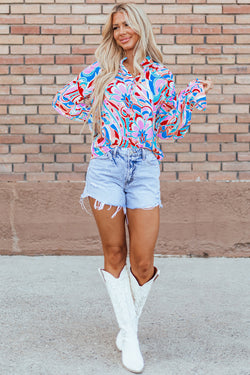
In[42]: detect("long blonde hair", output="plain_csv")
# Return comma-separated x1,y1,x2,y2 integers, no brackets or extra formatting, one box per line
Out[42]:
81,2,163,136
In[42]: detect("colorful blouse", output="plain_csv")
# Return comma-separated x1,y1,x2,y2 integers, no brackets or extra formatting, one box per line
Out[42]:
52,56,207,160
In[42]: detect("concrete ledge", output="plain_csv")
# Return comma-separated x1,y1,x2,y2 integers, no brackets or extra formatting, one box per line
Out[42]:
1,181,250,257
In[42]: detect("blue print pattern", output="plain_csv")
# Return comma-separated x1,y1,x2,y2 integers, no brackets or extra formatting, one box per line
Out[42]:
52,56,207,160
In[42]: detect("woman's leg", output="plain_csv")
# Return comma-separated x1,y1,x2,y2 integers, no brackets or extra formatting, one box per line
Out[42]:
126,206,160,285
88,197,127,277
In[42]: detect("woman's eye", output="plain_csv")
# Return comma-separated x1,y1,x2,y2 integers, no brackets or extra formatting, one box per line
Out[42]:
113,26,118,30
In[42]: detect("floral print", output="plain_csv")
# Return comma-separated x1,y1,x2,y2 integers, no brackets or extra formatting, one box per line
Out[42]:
52,56,207,160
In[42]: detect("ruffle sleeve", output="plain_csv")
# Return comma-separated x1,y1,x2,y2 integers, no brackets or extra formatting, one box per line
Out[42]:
52,61,101,123
156,70,207,140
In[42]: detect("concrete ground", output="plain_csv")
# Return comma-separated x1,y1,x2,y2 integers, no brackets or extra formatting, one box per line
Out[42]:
0,256,249,375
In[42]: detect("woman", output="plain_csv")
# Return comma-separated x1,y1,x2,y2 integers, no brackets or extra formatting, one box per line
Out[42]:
52,3,213,373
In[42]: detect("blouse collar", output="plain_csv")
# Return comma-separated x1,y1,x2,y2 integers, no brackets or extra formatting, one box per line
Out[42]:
120,55,153,75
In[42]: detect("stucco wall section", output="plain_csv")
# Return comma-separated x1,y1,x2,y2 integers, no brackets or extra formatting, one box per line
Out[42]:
1,181,249,257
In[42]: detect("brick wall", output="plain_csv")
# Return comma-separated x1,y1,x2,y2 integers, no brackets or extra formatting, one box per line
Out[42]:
1,0,250,183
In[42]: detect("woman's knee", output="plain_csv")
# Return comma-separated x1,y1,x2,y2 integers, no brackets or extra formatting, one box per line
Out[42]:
104,245,127,269
131,258,154,284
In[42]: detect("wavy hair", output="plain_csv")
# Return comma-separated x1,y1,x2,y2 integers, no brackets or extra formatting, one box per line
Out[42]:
81,2,163,136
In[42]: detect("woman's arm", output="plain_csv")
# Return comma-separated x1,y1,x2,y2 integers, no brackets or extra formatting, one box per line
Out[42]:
52,61,101,122
156,70,208,140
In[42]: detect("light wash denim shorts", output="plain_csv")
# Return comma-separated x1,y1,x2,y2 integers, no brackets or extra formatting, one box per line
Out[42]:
80,147,162,218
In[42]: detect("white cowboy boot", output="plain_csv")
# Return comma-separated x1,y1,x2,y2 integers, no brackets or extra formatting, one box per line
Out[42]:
99,265,144,374
116,267,160,352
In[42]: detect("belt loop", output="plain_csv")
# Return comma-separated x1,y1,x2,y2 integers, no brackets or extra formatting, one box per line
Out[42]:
142,148,146,160
114,146,118,158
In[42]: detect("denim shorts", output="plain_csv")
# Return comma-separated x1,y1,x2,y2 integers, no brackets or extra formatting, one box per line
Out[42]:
80,147,162,218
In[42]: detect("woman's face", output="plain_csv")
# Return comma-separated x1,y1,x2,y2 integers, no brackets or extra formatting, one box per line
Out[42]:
112,12,139,54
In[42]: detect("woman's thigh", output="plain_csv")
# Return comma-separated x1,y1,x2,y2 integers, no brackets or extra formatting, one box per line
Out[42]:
126,206,160,271
88,197,127,275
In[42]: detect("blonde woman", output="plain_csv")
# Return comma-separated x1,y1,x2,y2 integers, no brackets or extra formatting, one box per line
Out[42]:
52,2,213,373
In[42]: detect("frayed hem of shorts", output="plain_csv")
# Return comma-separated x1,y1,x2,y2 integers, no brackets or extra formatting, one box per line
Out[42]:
79,194,124,219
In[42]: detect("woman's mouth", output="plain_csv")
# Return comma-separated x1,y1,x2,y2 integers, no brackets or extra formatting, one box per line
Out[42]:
120,38,130,44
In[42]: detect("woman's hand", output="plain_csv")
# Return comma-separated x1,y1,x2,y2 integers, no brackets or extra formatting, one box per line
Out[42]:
198,77,213,94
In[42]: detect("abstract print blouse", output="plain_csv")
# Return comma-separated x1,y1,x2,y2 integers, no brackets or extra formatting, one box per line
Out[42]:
52,56,207,160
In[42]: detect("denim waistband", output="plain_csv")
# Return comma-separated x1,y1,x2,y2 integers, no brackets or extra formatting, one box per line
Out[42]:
108,147,147,160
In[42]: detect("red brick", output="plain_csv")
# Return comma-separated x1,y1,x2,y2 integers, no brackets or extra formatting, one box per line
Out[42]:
41,144,69,153
0,173,25,182
222,143,249,152
71,144,97,153
0,165,12,173
0,135,23,144
239,172,250,181
238,153,250,162
193,25,221,34
40,125,69,134
238,114,250,123
193,46,221,54
148,15,175,24
27,115,54,124
12,85,40,95
0,154,25,163
220,124,249,133
0,96,23,105
14,163,42,172
191,143,220,152
56,55,85,64
237,95,250,105
41,25,70,35
72,45,97,55
208,152,236,162
43,163,72,172
0,116,25,125
0,145,8,153
159,172,177,182
223,66,250,75
25,15,54,24
162,162,192,172
0,56,23,65
25,55,54,64
11,125,38,134
193,162,220,171
209,172,237,181
56,16,86,25
207,134,235,143
74,163,89,172
223,25,250,34
178,153,206,162
26,173,55,181
223,5,250,14
55,135,84,144
27,154,54,163
11,66,39,75
179,134,205,143
178,172,207,181
176,35,204,44
56,172,83,181
11,25,40,34
25,135,53,143
0,66,9,74
41,5,70,14
223,162,250,171
207,15,234,24
237,134,250,142
162,25,191,34
207,35,234,44
25,36,53,44
194,5,222,13
11,144,39,153
0,16,24,24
